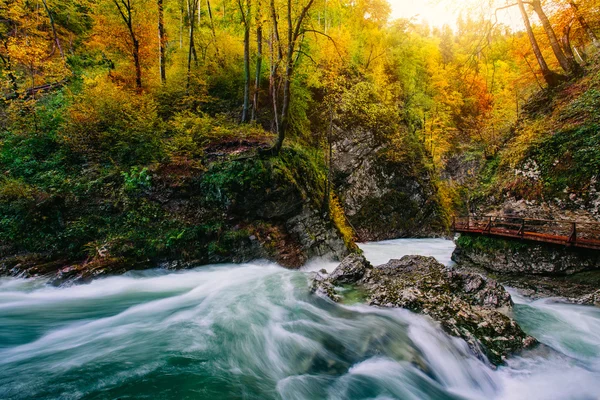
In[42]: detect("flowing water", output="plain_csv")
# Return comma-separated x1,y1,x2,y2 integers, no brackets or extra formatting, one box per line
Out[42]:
1,239,600,399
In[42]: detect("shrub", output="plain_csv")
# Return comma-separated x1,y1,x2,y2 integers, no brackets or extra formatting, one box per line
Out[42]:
62,78,165,166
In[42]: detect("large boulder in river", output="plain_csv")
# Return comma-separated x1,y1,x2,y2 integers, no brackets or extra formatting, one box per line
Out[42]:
313,254,536,365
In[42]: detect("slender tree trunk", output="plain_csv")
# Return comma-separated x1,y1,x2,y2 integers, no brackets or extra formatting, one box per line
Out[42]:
179,0,184,48
112,0,142,89
569,1,600,49
187,1,197,89
252,0,263,121
270,0,315,154
238,0,251,122
272,0,293,153
206,0,220,58
269,32,280,135
242,25,251,121
517,0,561,87
573,46,586,63
133,38,142,89
531,0,579,75
187,0,198,62
562,23,579,70
41,0,64,60
158,0,167,84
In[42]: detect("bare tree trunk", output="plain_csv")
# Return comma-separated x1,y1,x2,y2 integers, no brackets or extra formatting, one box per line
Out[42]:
517,0,562,87
179,0,184,48
273,0,293,154
271,0,316,154
133,38,142,89
113,0,143,90
206,0,220,58
252,0,263,121
569,1,600,49
531,0,580,75
187,0,199,88
269,31,280,135
238,0,251,122
562,23,579,71
158,0,167,84
41,0,64,60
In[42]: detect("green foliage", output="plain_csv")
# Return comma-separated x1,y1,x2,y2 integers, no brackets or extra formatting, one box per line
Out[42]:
62,79,165,166
336,81,400,139
456,234,528,253
122,167,152,193
559,89,600,124
529,123,600,195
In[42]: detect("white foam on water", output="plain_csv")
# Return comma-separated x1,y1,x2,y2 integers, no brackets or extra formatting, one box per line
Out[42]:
1,239,599,399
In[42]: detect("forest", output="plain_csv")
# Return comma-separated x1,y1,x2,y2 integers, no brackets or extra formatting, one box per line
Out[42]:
1,0,600,271
3,1,600,399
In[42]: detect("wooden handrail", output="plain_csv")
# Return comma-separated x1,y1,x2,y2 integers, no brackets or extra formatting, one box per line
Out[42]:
452,215,600,251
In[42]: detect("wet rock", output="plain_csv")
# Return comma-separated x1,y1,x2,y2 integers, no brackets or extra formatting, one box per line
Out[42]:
285,205,349,263
573,290,600,306
452,235,600,275
328,253,371,283
313,254,536,365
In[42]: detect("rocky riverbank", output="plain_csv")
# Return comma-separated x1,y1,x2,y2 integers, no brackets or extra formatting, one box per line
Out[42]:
312,254,536,365
453,233,600,275
0,145,354,286
452,233,600,304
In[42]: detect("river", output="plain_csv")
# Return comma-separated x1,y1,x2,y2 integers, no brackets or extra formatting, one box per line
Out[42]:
1,239,599,399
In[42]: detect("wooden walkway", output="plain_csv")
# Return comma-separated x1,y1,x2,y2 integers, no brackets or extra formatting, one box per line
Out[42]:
452,215,600,251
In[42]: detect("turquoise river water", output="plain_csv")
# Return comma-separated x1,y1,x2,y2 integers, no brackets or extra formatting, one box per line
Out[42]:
1,239,599,399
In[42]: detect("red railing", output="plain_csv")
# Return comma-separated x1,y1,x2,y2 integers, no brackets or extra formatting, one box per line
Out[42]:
452,215,600,250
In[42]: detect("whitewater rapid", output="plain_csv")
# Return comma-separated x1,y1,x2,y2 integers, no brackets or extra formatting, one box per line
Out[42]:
0,239,599,399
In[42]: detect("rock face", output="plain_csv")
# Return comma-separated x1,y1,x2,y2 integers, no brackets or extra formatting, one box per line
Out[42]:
0,148,352,286
331,127,447,241
313,254,536,365
453,234,600,275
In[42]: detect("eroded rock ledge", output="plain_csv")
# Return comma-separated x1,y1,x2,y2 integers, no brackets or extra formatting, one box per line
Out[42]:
312,254,536,365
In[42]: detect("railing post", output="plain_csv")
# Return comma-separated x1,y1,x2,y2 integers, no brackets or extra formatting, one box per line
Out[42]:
569,222,577,244
485,216,492,233
518,219,525,237
451,216,456,231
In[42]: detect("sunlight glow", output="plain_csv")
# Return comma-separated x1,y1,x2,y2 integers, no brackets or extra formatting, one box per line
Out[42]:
388,0,458,28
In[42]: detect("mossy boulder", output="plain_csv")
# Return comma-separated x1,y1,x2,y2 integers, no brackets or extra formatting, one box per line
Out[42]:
313,254,536,365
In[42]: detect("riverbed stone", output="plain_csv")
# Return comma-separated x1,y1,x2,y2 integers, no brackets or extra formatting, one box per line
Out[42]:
312,254,536,365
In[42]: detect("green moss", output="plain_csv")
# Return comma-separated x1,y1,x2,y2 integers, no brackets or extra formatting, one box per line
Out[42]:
529,123,600,196
456,234,529,253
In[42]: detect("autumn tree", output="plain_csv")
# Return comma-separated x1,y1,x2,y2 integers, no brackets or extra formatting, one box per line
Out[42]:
237,0,251,122
112,0,144,89
516,0,563,87
158,0,166,83
268,0,317,154
529,0,581,75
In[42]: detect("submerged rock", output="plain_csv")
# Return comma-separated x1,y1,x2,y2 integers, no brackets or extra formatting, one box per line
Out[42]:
312,254,536,365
